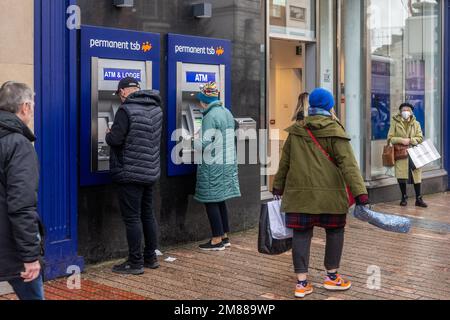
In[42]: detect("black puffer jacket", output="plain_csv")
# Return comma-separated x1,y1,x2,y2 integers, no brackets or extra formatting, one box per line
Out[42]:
106,90,163,185
0,111,43,281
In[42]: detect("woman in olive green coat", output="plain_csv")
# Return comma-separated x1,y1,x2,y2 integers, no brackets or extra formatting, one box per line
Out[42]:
387,102,427,208
273,88,369,298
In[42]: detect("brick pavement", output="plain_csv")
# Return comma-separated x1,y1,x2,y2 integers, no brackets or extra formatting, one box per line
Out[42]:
1,192,450,300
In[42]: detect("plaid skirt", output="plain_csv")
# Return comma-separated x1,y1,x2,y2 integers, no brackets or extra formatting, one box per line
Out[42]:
286,213,347,231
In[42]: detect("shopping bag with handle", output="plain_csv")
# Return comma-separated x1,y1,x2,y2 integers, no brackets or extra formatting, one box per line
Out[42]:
258,202,292,255
267,200,293,240
407,140,441,169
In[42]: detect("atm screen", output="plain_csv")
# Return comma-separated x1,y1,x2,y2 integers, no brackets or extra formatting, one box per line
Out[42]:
194,118,203,133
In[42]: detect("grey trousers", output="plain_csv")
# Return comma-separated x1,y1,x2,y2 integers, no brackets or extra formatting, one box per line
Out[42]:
292,227,345,274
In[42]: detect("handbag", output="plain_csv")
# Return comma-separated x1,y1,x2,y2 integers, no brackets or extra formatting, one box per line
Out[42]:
258,203,292,255
382,144,395,167
305,128,356,207
394,144,409,161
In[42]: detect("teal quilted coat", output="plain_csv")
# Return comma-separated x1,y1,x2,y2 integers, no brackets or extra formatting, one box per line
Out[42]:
194,100,241,203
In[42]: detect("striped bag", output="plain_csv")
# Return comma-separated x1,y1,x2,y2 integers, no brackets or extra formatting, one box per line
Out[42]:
407,140,441,169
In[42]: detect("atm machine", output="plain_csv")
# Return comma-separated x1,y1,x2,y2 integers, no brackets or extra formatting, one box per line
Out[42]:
80,26,160,186
92,58,152,172
176,63,225,163
167,34,231,177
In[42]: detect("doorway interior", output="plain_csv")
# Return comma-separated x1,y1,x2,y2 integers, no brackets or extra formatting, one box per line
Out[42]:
264,38,306,192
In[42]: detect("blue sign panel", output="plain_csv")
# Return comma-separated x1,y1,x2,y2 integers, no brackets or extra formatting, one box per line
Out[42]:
103,68,142,81
80,25,160,186
167,34,232,177
186,72,216,83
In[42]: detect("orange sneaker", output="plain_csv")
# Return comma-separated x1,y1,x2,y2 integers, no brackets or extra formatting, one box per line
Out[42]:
323,274,352,291
294,282,314,298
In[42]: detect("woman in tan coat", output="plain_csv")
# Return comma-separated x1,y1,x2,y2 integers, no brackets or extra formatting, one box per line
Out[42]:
387,102,427,208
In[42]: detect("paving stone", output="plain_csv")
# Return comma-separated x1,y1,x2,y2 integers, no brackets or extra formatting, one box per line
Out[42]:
1,193,449,300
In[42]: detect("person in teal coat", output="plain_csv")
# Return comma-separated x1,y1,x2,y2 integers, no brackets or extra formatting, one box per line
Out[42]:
193,82,241,251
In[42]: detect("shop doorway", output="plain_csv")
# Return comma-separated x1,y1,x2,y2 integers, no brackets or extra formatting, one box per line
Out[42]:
264,38,307,192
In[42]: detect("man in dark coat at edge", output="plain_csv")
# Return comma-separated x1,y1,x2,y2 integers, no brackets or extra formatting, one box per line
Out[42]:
0,81,44,300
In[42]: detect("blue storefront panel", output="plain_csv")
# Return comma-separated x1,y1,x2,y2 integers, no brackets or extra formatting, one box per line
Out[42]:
79,25,161,186
34,0,84,280
166,34,232,177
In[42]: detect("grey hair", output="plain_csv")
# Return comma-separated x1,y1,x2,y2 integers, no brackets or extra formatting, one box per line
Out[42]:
0,81,35,114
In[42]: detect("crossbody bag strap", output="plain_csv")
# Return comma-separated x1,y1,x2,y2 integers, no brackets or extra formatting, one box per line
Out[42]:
305,128,336,165
305,128,356,206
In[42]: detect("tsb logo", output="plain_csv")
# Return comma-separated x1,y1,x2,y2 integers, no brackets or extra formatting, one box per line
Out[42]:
142,42,153,53
216,46,225,56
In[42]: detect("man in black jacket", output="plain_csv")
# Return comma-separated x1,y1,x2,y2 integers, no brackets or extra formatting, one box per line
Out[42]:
0,81,44,300
106,77,163,275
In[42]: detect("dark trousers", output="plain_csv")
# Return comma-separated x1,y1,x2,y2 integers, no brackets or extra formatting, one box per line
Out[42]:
8,274,45,300
118,183,158,265
205,202,230,238
398,180,422,199
292,227,345,274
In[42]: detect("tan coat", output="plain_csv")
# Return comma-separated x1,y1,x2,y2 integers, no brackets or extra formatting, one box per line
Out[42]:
387,114,423,183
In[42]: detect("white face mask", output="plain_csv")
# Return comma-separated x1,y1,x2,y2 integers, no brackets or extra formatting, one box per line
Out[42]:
401,111,411,120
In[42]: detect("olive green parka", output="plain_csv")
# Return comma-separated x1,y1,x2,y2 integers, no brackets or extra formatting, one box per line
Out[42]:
273,116,368,215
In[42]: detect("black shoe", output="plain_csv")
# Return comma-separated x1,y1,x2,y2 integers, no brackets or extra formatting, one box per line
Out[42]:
416,197,428,208
199,240,226,251
144,256,160,269
222,238,231,248
400,196,408,207
112,261,144,275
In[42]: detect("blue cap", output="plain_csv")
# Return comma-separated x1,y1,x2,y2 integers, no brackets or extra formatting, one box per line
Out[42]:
309,88,335,112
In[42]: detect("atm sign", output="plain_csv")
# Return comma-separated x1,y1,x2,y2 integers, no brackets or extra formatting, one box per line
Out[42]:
104,68,142,81
186,72,216,83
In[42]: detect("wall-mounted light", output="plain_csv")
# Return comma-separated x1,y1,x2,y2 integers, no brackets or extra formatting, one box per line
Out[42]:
113,0,134,8
193,3,212,19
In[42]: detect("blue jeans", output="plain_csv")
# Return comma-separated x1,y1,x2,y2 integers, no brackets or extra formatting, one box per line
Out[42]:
8,275,45,300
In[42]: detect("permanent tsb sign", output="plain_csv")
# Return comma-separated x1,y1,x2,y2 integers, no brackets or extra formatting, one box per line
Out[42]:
81,25,160,61
168,33,231,64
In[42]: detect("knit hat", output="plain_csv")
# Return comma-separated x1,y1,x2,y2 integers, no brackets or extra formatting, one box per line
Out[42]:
197,82,220,105
309,88,335,112
399,102,414,111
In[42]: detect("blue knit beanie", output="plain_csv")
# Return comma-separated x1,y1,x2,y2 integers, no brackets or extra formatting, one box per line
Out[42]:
309,88,335,112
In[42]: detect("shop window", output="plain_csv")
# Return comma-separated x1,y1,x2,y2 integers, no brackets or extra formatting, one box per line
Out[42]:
269,0,316,40
368,0,442,178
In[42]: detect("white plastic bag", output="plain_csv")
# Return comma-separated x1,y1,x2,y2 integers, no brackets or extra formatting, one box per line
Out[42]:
408,139,441,169
267,200,293,240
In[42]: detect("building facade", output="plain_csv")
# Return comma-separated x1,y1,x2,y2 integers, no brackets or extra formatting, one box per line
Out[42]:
0,0,448,279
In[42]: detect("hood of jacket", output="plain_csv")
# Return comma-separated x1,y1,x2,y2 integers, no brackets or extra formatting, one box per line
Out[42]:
123,90,162,107
0,110,36,142
285,115,350,140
